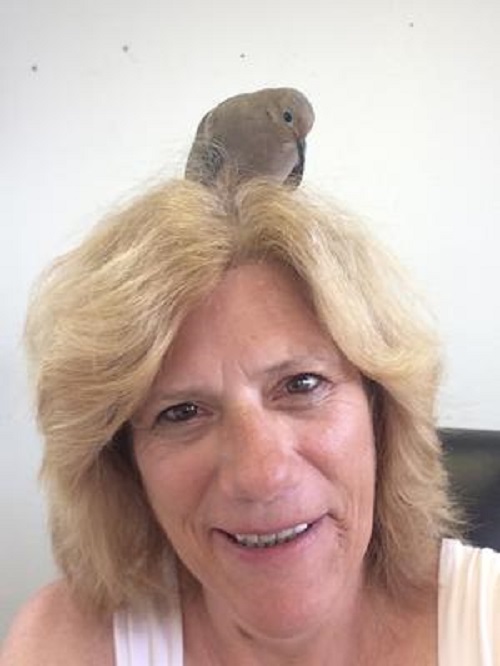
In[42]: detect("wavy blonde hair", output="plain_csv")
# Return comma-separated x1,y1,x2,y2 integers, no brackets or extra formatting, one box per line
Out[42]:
25,179,458,613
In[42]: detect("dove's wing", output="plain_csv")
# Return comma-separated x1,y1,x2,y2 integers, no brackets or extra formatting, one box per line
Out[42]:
185,112,225,185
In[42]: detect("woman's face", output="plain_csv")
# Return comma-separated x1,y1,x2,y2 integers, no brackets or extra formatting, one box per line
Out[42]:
132,263,376,639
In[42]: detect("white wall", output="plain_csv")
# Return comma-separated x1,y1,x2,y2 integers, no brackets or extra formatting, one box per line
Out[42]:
2,0,499,638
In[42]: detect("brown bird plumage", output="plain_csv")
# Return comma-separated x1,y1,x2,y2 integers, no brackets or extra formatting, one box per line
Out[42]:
185,87,315,187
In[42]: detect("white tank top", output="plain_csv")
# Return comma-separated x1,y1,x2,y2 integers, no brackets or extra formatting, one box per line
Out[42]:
113,596,183,665
439,539,500,665
113,539,500,665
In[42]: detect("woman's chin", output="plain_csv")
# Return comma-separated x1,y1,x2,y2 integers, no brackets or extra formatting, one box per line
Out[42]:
231,592,336,643
202,517,368,641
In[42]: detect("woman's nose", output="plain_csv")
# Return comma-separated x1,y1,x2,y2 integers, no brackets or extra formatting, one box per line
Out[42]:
216,405,300,503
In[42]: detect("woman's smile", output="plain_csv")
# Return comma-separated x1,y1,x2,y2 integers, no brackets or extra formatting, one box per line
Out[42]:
225,519,313,547
212,515,334,568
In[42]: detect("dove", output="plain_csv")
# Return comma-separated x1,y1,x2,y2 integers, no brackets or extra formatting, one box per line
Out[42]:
185,87,314,187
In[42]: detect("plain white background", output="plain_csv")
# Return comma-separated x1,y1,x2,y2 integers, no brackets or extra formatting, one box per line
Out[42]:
1,0,499,639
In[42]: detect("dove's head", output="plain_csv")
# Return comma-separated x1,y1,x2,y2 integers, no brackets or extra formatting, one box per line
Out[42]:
265,88,315,141
261,88,315,186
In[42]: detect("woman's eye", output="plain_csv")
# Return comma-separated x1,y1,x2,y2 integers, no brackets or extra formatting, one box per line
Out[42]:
285,373,323,394
157,402,199,424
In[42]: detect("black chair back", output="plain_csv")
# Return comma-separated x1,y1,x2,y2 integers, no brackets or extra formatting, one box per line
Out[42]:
440,428,500,551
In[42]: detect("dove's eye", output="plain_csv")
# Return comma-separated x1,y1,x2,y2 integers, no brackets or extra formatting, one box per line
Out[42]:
283,110,294,124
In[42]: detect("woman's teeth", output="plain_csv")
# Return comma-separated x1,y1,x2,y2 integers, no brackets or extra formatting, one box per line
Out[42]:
232,522,310,548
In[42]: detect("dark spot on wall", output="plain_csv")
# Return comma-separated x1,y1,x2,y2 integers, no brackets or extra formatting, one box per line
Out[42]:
31,64,38,72
122,45,130,53
409,21,414,28
239,53,246,59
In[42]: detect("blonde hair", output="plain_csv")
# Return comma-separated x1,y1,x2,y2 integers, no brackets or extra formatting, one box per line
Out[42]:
25,179,458,613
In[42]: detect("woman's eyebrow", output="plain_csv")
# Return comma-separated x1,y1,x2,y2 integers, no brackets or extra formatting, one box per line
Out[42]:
261,352,343,377
140,351,344,406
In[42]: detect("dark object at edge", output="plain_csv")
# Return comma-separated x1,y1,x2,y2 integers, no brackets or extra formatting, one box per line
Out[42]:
440,428,500,551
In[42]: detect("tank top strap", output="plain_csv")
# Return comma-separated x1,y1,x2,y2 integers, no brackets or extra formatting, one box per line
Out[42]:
113,594,183,666
439,538,500,665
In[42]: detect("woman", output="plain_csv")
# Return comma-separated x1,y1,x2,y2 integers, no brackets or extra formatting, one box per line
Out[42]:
3,180,499,665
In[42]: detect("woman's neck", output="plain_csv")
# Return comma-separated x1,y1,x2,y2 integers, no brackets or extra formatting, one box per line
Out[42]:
180,572,436,666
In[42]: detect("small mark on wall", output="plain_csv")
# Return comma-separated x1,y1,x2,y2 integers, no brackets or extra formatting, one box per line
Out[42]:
122,44,130,53
31,64,38,72
239,53,246,59
408,21,414,28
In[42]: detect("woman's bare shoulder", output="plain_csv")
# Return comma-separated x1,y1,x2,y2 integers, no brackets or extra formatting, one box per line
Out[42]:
1,580,114,666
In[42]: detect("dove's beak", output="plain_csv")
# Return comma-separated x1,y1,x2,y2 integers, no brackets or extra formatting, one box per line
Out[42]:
286,138,306,186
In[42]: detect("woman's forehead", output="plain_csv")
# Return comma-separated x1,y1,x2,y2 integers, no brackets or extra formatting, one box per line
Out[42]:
150,263,349,388
171,263,316,341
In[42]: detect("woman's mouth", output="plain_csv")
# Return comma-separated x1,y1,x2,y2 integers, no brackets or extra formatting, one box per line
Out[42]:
226,522,313,549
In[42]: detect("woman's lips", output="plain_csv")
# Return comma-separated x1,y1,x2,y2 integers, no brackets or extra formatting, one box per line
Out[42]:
216,516,326,551
229,522,310,548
